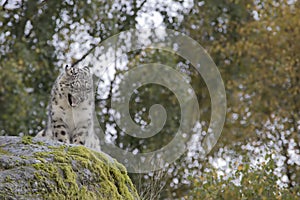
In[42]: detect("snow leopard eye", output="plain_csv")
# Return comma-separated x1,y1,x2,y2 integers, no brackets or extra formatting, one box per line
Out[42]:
71,81,81,89
83,66,90,72
72,67,79,76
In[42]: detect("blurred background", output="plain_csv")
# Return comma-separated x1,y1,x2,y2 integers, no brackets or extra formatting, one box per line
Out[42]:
0,0,299,199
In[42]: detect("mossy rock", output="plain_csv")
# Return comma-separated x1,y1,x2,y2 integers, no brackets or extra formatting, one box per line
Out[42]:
0,136,140,200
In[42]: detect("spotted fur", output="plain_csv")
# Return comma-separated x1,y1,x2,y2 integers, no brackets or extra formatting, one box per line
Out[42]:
36,65,101,151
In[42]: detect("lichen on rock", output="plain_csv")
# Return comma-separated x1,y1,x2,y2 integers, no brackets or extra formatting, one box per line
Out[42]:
0,136,140,200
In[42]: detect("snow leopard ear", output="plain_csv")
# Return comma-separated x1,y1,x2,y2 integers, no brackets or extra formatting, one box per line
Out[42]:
65,65,72,76
65,65,78,76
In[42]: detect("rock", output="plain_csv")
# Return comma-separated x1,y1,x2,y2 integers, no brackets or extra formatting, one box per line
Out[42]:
0,136,140,200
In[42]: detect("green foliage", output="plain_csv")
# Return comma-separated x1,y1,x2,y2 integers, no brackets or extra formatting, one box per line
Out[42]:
212,0,300,186
189,155,300,199
0,0,299,199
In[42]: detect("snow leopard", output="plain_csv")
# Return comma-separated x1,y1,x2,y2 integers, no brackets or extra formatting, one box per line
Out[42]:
36,65,101,152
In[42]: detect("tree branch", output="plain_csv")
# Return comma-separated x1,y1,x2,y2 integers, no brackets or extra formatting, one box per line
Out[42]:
71,43,98,67
1,0,8,10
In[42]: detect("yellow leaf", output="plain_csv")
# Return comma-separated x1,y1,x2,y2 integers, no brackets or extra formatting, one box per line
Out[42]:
238,165,244,171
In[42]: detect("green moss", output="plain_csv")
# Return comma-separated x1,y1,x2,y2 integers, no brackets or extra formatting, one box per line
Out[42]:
21,135,32,144
60,164,77,189
34,151,51,157
77,186,98,199
0,147,11,155
4,175,12,183
29,143,139,199
20,155,27,159
36,141,44,145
